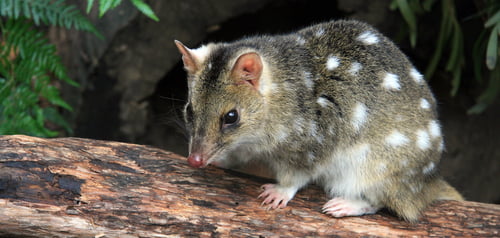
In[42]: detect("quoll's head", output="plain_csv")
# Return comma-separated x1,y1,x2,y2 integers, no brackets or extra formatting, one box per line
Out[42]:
174,40,268,168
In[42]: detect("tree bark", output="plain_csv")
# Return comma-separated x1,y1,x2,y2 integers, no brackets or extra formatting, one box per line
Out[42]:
0,135,498,237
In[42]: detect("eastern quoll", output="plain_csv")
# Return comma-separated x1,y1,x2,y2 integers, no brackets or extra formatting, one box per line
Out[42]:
174,19,463,222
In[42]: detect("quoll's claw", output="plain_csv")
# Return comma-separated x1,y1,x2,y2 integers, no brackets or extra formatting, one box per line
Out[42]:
322,197,379,217
258,183,291,209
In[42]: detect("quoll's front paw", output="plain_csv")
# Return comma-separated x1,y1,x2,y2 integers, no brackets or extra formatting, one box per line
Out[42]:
322,197,379,217
258,184,292,209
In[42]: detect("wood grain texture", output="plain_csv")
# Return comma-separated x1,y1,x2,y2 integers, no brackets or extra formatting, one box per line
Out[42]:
0,135,498,237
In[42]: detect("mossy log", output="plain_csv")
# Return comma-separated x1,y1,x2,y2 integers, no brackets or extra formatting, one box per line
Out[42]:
0,135,498,237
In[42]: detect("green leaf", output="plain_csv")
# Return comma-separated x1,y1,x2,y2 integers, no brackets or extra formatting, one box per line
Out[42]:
0,0,102,37
468,63,500,114
485,10,500,28
13,0,20,18
450,61,462,96
99,0,115,17
111,0,122,9
422,0,436,12
445,20,464,71
466,103,488,114
130,0,159,21
485,24,499,70
34,106,46,130
22,0,30,19
86,0,95,13
425,1,453,79
395,0,418,47
389,0,398,11
42,86,73,111
472,30,488,83
43,107,73,134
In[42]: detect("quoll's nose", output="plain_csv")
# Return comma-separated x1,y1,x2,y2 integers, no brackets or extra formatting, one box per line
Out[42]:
187,153,204,168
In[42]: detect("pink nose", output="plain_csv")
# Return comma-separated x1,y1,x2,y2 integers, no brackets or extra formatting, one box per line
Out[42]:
187,153,204,168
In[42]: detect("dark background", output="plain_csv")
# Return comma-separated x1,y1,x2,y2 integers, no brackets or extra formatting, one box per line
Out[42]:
49,0,499,204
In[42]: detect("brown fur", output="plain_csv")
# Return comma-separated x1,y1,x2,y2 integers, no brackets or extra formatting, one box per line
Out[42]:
175,20,463,222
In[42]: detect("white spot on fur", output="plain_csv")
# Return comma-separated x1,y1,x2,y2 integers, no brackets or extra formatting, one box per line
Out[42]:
316,135,324,143
190,45,212,63
438,139,445,152
207,62,212,70
351,102,368,132
303,71,314,90
408,169,417,176
294,118,306,134
328,126,335,136
377,162,387,173
296,36,306,45
410,68,424,84
317,97,330,108
422,162,435,174
385,130,410,147
420,98,431,110
348,62,362,76
307,152,315,162
309,121,317,136
428,120,442,139
315,28,325,37
357,31,379,45
411,183,423,193
416,129,431,150
309,121,323,143
275,127,289,142
382,72,401,90
326,56,340,71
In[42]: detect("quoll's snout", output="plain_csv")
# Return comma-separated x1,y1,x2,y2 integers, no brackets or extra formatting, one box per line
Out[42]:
187,153,204,168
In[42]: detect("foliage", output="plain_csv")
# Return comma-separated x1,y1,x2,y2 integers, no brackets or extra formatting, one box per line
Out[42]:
86,0,159,21
0,0,158,137
0,0,91,137
1,0,101,36
390,0,500,114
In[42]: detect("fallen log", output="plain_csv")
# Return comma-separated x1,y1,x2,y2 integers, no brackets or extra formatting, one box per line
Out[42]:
0,135,498,237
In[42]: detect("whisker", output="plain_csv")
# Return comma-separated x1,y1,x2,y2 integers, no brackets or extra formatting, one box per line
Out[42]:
152,97,189,141
157,95,187,103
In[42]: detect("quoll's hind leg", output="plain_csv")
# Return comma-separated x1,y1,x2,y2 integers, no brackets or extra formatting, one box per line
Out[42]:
322,197,380,217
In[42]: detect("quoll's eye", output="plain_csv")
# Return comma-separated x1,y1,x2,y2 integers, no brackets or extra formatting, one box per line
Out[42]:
222,109,239,127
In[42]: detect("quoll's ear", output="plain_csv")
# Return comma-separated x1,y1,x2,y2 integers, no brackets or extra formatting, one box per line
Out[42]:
231,52,263,91
174,40,210,74
174,40,197,73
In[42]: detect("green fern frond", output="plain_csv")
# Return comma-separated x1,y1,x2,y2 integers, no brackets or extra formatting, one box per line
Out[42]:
2,19,76,86
130,0,159,21
0,18,74,136
0,0,102,38
86,0,159,21
98,0,122,17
